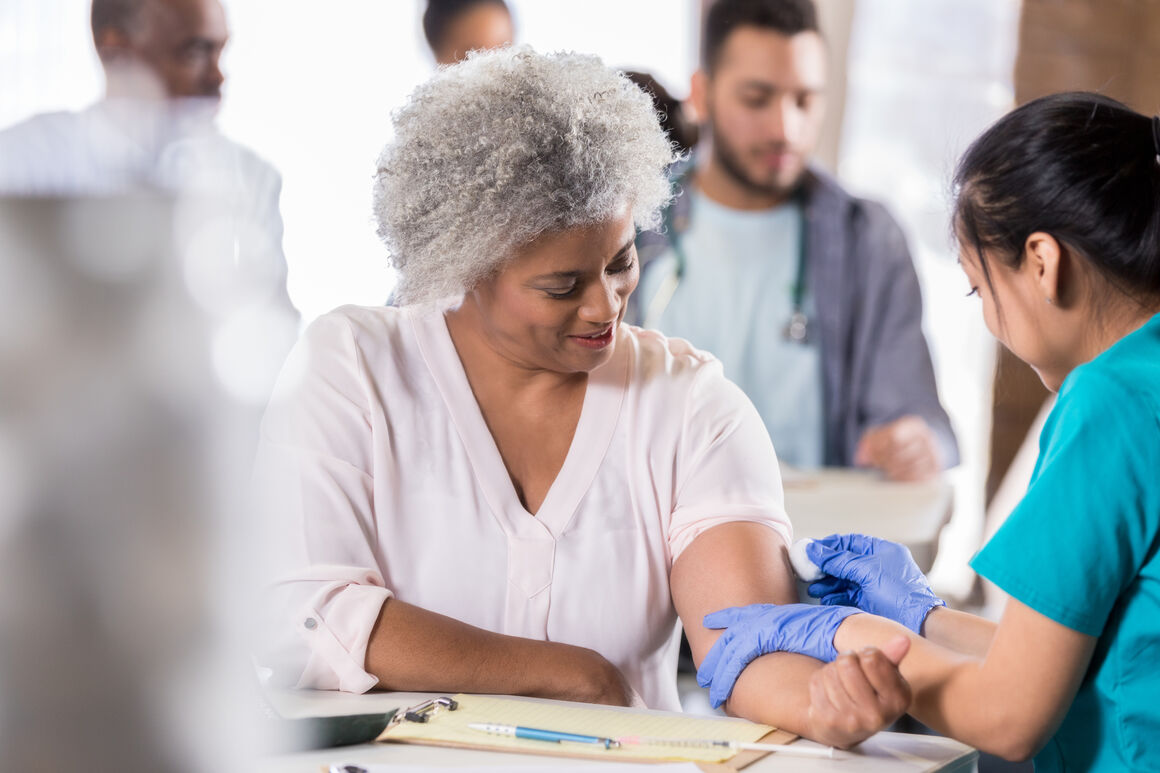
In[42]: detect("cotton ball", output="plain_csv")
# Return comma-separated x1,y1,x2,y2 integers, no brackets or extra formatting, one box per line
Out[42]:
790,538,824,582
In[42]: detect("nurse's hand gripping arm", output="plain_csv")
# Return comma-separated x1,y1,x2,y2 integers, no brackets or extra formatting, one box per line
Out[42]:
362,599,639,706
836,601,1097,761
670,522,912,748
697,594,1097,761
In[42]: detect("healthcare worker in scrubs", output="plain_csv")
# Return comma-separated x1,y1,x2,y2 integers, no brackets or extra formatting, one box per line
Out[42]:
695,92,1160,771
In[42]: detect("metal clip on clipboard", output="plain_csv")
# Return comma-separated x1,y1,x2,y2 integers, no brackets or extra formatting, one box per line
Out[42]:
385,695,459,730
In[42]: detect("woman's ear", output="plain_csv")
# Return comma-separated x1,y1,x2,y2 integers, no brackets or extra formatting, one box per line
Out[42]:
94,26,133,65
689,70,708,126
1023,232,1064,306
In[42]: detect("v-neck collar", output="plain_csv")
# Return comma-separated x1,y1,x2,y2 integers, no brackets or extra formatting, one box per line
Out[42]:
409,301,628,539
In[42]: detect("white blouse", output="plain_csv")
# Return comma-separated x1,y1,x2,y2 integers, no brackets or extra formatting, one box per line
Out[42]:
253,301,791,710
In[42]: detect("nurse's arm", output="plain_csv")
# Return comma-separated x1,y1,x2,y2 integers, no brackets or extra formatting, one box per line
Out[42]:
671,522,910,747
833,599,1096,761
362,598,637,706
923,606,997,658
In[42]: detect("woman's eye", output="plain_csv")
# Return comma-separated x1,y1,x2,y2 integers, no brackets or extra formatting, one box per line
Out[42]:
544,287,577,299
608,257,636,274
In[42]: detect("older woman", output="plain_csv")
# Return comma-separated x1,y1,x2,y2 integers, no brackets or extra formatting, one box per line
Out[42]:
253,47,908,747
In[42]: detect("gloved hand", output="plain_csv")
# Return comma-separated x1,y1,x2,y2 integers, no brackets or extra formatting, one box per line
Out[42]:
696,603,862,709
806,533,945,635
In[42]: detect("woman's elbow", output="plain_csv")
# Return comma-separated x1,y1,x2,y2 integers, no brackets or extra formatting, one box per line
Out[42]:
980,720,1050,762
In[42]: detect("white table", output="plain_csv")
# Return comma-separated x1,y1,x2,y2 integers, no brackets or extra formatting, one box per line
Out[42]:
259,690,976,773
782,468,954,572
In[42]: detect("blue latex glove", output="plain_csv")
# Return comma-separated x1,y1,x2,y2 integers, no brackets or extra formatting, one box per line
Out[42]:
695,603,862,709
806,533,945,635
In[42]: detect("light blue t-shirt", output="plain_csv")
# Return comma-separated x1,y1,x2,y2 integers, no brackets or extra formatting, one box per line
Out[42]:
636,191,824,468
971,312,1160,772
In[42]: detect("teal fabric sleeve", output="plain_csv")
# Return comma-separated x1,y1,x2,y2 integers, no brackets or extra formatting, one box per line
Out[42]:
971,369,1160,637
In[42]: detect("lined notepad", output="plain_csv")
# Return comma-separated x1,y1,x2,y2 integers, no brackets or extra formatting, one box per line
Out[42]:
378,694,777,763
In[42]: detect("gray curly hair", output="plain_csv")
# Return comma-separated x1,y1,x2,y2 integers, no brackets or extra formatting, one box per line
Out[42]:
373,46,678,303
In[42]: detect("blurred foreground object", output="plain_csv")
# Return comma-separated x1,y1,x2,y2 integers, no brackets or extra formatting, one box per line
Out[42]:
0,196,291,771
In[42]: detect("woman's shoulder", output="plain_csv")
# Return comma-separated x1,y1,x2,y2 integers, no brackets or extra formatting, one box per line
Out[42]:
299,303,440,356
619,323,751,409
1059,318,1160,426
620,323,721,378
1043,336,1160,472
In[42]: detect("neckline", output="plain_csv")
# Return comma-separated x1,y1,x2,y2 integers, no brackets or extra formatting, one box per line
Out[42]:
409,302,628,538
689,187,800,223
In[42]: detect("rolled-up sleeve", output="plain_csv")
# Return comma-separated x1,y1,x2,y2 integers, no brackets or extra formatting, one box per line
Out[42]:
667,360,793,562
252,311,391,693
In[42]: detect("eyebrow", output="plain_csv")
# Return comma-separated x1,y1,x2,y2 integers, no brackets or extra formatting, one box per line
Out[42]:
181,35,228,52
736,80,821,96
529,237,635,281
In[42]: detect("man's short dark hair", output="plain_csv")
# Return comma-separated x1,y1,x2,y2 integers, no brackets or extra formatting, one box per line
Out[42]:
422,0,510,53
91,0,146,39
702,0,819,73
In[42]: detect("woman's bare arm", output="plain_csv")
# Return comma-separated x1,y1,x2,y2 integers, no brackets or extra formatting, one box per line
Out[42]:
363,598,636,705
671,522,911,747
922,606,997,658
833,600,1096,761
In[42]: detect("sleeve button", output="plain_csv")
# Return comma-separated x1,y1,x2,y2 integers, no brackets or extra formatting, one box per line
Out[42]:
304,617,318,630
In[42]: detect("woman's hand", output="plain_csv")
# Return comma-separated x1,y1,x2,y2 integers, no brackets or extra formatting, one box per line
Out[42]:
805,636,913,748
550,644,640,707
807,534,945,635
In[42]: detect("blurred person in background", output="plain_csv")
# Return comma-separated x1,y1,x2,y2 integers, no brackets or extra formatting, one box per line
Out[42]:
423,0,514,66
635,0,955,481
252,47,911,748
625,70,700,155
0,0,298,349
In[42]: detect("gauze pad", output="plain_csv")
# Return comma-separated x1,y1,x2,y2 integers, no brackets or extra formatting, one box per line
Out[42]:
790,538,825,582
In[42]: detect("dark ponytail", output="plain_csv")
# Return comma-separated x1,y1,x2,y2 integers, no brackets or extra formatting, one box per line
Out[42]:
954,92,1160,305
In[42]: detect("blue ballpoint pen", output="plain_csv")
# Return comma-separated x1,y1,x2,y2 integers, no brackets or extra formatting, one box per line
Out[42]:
468,722,620,749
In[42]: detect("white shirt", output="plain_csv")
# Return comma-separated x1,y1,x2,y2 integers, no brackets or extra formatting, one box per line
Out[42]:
253,301,792,710
638,191,825,468
0,101,296,328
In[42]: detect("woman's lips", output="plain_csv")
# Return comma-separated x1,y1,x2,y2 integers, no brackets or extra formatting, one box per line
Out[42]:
569,325,614,349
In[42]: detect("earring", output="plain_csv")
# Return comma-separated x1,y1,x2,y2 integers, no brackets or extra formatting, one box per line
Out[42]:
1046,297,1054,304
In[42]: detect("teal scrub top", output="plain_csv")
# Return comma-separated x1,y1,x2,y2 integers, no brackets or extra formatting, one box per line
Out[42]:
971,312,1160,772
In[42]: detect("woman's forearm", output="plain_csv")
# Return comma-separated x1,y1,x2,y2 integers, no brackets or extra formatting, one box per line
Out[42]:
364,598,634,705
725,651,830,739
923,607,997,657
672,523,910,748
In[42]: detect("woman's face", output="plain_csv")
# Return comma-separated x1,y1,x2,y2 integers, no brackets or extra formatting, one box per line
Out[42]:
959,242,1071,391
466,210,639,375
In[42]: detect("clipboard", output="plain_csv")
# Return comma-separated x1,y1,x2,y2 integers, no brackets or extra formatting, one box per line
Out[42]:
374,694,797,771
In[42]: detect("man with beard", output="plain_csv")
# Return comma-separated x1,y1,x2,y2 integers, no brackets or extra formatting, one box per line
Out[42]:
636,0,955,481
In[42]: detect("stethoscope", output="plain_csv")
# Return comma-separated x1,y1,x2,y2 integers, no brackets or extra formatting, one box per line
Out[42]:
642,170,813,344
